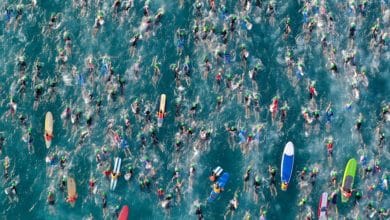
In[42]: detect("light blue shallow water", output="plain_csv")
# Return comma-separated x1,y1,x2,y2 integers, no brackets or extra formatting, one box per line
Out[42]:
0,0,389,219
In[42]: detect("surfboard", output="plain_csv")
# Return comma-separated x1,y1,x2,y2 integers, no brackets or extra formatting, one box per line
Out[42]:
157,94,166,127
213,166,223,177
280,141,294,191
341,158,357,203
67,177,77,206
208,172,230,202
44,112,53,148
118,205,129,220
110,157,122,190
318,192,328,220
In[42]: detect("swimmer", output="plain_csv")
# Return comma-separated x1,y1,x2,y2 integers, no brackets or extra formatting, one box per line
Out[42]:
224,192,239,219
253,175,261,202
268,165,277,196
243,166,251,192
47,191,55,205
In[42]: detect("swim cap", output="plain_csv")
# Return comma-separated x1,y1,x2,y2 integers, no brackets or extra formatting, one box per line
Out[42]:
255,175,260,182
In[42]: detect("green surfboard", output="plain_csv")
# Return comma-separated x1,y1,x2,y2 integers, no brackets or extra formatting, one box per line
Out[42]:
341,158,357,203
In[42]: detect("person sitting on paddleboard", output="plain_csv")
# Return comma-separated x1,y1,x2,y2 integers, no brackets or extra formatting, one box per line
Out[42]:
45,132,53,141
67,192,77,203
157,110,164,119
341,187,352,199
281,181,288,191
213,183,222,193
112,171,119,180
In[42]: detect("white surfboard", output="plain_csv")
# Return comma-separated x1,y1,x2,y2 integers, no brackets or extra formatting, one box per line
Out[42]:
110,157,121,190
44,112,54,148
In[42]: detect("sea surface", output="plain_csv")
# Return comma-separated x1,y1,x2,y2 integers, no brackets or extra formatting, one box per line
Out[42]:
0,0,389,219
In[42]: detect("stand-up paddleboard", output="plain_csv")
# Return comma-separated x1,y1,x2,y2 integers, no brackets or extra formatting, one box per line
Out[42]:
280,141,294,191
157,94,166,127
67,177,77,206
44,112,54,148
208,172,230,202
318,192,328,220
110,157,121,190
341,158,357,203
118,205,129,220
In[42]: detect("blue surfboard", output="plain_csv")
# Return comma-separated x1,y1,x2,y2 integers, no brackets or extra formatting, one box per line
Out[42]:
208,172,230,202
281,142,294,191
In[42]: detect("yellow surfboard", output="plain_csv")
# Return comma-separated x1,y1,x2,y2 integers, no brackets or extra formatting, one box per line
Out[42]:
67,177,77,206
159,94,166,113
157,94,166,127
44,112,53,148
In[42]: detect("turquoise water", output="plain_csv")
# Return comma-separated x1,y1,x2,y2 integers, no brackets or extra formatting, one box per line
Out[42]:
1,0,389,219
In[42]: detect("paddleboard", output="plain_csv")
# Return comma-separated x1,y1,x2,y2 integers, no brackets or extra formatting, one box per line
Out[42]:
341,158,357,203
67,177,77,206
157,94,166,127
110,157,122,190
318,192,328,220
44,112,53,148
280,141,294,191
118,205,129,220
208,172,230,202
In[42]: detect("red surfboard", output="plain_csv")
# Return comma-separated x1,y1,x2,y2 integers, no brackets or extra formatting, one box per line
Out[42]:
118,205,129,220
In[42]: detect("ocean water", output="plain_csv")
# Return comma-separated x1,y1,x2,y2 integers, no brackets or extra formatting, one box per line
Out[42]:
0,0,389,219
